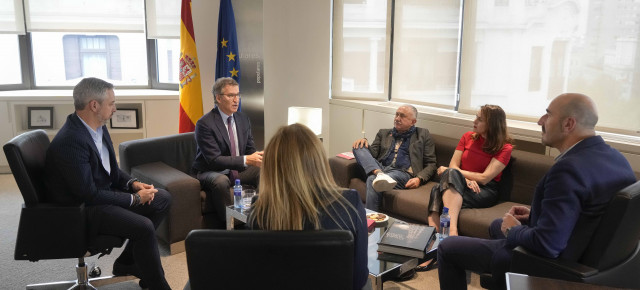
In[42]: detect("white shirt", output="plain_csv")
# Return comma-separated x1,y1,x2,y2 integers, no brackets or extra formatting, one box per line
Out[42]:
78,116,111,175
78,115,134,206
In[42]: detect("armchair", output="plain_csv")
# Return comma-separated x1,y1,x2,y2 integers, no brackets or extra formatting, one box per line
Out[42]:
119,132,203,254
509,180,640,289
184,229,355,290
4,130,131,289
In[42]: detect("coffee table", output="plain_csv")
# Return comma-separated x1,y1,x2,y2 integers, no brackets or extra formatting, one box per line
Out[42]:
367,209,439,290
225,205,249,230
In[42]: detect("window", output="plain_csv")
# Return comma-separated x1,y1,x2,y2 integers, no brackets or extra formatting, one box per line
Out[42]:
332,0,391,100
156,39,181,84
391,0,460,108
1,0,181,89
334,0,640,136
494,0,509,7
146,0,181,87
65,36,121,81
0,0,25,87
31,32,147,87
333,0,461,107
528,47,543,91
460,0,640,134
0,34,22,85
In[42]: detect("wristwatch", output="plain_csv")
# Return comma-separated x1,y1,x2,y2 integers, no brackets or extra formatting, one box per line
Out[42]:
505,226,513,237
127,178,140,192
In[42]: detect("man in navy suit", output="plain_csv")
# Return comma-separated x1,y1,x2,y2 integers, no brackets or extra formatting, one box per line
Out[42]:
437,93,637,290
192,77,262,228
45,77,171,290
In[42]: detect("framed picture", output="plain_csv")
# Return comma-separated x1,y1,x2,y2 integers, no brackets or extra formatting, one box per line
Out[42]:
27,107,54,129
110,109,139,129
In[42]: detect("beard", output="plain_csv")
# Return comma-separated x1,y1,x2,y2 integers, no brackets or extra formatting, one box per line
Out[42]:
96,112,113,126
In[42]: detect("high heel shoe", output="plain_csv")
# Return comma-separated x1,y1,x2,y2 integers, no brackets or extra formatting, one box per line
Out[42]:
415,259,437,272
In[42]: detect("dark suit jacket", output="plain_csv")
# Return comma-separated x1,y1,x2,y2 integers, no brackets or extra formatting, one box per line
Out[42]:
506,136,636,259
192,107,257,173
368,127,437,183
45,113,133,208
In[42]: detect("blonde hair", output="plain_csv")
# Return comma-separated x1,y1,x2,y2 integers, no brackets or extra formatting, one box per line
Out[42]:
249,123,357,230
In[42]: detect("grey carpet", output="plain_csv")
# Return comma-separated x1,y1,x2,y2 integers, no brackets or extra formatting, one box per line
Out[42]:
0,173,482,289
0,173,188,290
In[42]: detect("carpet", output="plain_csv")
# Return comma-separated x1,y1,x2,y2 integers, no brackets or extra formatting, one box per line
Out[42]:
0,173,483,289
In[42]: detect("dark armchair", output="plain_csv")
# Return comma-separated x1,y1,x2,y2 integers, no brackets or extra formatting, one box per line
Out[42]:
119,132,203,254
184,229,355,290
509,180,640,289
4,130,131,289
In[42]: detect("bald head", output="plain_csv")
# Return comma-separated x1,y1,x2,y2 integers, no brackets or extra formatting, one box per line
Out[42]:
555,93,598,130
538,93,598,151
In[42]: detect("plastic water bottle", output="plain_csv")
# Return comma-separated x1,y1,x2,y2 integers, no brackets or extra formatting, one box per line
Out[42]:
233,179,242,209
440,207,450,240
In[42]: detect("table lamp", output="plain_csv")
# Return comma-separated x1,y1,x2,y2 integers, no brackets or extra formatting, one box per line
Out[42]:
287,107,322,136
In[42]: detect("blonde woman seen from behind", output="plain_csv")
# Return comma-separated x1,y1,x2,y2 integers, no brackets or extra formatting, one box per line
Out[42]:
248,123,369,290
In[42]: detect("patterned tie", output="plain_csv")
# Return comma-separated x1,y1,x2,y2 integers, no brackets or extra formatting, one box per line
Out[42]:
227,116,239,181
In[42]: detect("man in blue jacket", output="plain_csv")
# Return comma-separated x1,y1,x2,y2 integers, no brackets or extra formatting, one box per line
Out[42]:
437,93,637,290
45,78,171,290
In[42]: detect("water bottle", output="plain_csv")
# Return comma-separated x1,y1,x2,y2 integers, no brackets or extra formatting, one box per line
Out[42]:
440,207,450,240
233,179,242,209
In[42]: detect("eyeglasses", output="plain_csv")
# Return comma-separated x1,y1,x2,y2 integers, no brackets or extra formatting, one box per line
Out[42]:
219,93,241,99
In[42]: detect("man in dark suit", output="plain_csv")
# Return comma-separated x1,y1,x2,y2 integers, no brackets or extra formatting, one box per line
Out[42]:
352,104,437,211
192,77,262,228
44,78,171,290
437,93,637,290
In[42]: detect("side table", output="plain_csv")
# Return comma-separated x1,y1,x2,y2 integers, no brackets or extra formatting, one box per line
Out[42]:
225,205,249,230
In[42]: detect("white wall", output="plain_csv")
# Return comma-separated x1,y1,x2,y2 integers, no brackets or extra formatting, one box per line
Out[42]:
192,0,333,149
263,0,332,149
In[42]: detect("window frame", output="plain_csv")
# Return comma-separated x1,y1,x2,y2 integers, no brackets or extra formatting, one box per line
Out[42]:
2,33,178,90
149,39,179,90
333,0,640,137
331,0,394,102
0,34,32,91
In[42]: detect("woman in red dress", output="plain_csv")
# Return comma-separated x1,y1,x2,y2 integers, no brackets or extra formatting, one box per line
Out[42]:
427,104,513,236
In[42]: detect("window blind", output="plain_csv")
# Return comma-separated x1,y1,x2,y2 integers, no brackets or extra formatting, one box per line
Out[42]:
25,0,145,32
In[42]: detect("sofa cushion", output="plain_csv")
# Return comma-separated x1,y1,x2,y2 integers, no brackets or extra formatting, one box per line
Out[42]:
348,178,367,203
330,156,366,187
458,201,521,239
131,161,203,244
509,150,555,204
120,132,197,176
382,182,437,224
433,135,459,167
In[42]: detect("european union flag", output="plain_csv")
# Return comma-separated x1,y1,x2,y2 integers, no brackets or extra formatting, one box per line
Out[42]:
215,0,241,110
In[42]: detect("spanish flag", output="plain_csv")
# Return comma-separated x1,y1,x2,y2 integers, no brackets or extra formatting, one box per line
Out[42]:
178,0,203,133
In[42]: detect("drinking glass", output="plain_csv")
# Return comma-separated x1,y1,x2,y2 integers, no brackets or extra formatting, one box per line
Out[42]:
242,189,256,210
